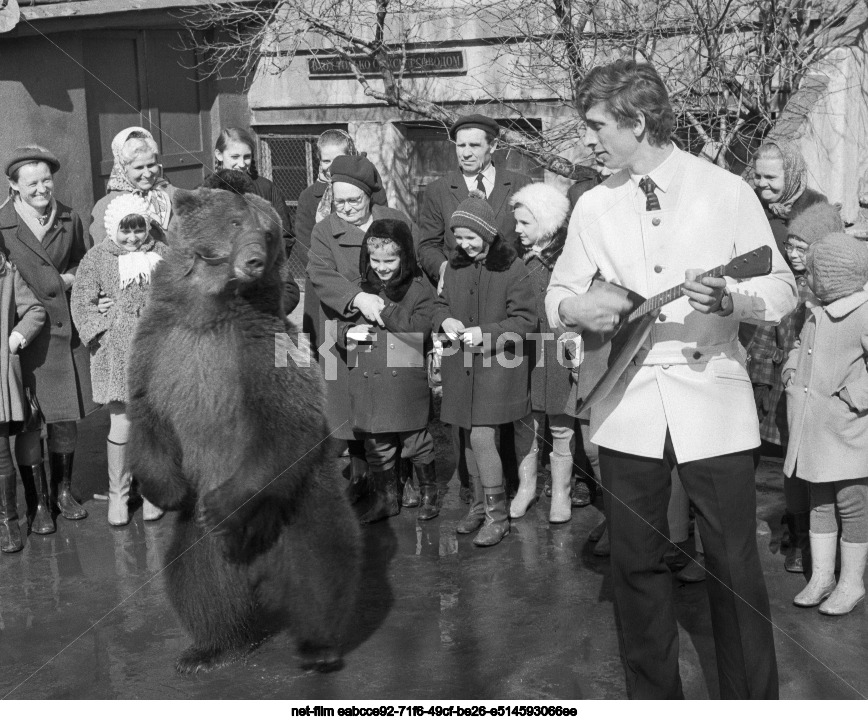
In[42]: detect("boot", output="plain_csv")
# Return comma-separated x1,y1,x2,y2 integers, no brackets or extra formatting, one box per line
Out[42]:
415,461,440,521
456,475,485,534
359,466,400,524
400,458,420,508
346,455,370,505
548,455,573,523
794,531,838,607
473,488,510,547
509,449,538,519
0,473,23,553
785,512,810,574
106,440,132,527
142,497,164,522
819,540,868,616
19,464,55,535
571,478,592,507
49,452,88,520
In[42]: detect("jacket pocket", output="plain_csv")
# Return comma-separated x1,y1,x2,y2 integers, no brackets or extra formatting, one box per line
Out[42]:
712,366,751,386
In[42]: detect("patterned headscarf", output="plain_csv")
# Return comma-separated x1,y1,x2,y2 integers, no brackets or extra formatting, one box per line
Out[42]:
106,126,172,229
755,139,807,220
316,130,358,223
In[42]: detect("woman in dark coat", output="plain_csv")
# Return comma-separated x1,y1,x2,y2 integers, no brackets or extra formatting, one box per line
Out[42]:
509,182,577,524
306,154,419,489
432,191,537,547
0,146,98,534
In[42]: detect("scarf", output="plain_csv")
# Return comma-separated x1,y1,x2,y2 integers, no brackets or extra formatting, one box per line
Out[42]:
106,126,172,229
315,180,333,224
117,248,162,289
14,196,57,244
762,139,807,220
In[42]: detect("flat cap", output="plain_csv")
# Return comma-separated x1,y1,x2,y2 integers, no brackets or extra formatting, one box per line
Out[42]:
5,145,60,178
449,114,500,140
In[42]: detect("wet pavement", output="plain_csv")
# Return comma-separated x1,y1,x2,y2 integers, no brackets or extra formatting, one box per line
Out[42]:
1,407,867,700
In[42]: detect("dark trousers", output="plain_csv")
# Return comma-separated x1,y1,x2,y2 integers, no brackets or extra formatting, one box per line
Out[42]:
599,433,778,699
364,429,435,472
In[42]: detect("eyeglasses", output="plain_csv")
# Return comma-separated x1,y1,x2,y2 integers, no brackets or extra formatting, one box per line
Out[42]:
334,195,367,209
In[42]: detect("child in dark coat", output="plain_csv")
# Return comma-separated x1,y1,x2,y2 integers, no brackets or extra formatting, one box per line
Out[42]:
340,219,437,524
432,191,537,547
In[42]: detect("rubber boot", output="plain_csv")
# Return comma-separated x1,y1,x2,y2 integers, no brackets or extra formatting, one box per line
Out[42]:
794,531,838,607
49,452,88,520
346,455,370,506
509,449,538,519
548,455,573,524
142,497,164,522
819,540,868,615
19,464,54,535
473,488,510,547
401,458,420,508
360,466,400,524
456,475,485,534
0,473,23,553
415,461,440,521
785,511,810,574
107,440,132,527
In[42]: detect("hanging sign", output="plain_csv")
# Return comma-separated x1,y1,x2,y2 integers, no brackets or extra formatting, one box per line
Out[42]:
308,51,465,79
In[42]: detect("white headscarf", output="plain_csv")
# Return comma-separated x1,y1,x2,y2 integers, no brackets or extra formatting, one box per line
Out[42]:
106,126,172,229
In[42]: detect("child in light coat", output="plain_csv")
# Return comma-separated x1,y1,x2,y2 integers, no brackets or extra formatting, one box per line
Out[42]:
71,194,168,526
783,233,868,615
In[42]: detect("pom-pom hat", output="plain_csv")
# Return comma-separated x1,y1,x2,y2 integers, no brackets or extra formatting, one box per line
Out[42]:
104,193,151,241
788,202,843,246
5,146,60,178
450,190,498,245
806,232,868,303
449,114,500,140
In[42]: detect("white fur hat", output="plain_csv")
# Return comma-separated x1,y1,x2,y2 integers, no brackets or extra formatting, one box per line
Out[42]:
509,182,570,241
104,193,151,241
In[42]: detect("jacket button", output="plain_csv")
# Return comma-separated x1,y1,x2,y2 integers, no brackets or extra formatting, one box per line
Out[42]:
652,217,661,226
56,321,63,328
654,265,663,273
804,387,808,393
662,364,670,370
469,316,474,322
466,370,470,376
658,313,667,322
470,289,474,295
693,351,701,360
389,343,395,349
363,372,368,378
391,370,397,377
808,348,812,354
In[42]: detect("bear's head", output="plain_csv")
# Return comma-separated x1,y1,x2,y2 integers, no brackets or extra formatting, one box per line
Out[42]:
169,188,283,295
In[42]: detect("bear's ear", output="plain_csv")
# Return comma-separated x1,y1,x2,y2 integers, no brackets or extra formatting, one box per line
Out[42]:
172,188,205,219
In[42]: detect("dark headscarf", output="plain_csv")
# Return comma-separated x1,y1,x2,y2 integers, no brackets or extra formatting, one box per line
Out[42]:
359,218,419,302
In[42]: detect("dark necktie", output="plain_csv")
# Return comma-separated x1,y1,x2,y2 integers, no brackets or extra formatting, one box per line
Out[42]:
639,176,661,212
476,173,486,198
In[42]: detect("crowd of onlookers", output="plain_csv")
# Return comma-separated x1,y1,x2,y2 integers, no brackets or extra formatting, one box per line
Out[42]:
0,94,865,632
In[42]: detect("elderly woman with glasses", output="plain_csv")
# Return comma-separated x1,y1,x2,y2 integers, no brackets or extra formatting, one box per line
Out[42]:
307,154,418,500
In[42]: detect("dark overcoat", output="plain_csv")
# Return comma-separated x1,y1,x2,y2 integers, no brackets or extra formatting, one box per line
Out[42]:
0,199,98,423
417,167,531,283
307,205,418,439
523,229,573,415
432,235,537,428
340,278,434,434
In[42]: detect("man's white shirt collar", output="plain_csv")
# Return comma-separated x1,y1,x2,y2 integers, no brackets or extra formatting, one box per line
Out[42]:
462,163,496,194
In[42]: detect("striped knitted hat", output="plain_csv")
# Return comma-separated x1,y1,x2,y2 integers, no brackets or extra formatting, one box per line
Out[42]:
450,190,497,245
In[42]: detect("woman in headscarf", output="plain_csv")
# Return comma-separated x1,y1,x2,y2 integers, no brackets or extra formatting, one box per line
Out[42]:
306,154,417,500
89,127,175,246
0,145,97,535
749,139,837,574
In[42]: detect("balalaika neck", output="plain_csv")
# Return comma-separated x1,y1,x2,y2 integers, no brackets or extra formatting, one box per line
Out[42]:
627,264,727,322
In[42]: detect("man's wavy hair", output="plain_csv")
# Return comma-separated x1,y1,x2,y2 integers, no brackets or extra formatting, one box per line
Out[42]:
576,60,675,147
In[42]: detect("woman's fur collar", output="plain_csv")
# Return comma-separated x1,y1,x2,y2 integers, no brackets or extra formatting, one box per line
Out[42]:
449,233,516,272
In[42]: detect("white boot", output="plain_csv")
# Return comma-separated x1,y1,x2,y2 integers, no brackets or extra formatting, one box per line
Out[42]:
793,531,838,607
819,540,867,615
106,440,131,527
549,454,573,524
509,448,538,519
141,497,164,522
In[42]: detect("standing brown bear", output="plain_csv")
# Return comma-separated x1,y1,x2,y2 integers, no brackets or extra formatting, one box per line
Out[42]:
127,188,361,674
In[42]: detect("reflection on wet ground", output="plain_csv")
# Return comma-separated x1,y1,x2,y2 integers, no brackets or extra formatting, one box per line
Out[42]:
0,409,866,699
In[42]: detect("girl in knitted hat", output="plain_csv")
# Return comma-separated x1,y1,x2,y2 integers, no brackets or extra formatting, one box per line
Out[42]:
71,194,169,526
782,232,868,615
432,190,537,547
746,201,844,574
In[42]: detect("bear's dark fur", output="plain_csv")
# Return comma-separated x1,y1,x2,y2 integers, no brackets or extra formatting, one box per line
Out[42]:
127,188,361,674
